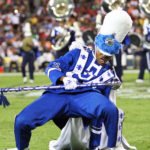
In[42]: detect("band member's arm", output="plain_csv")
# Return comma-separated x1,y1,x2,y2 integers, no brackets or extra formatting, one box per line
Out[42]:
45,49,80,85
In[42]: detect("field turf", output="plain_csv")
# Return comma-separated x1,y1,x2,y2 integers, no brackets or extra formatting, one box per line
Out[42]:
0,71,150,150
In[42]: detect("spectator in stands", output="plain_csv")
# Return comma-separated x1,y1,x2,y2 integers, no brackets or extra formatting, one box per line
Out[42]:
0,0,146,74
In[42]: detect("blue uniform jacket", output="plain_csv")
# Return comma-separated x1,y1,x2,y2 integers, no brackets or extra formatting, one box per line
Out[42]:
45,45,115,97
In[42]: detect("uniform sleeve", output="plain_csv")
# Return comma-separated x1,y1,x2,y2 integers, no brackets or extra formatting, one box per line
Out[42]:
45,49,80,85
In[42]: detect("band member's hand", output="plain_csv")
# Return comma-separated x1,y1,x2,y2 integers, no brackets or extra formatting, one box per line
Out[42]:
63,77,78,90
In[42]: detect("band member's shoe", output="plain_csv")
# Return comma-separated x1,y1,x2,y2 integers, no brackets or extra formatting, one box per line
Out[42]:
23,77,27,83
4,148,30,150
136,79,144,83
30,79,34,84
3,148,18,150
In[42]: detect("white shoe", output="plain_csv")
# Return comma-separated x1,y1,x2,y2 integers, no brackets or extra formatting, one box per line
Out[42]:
136,79,143,83
49,140,57,150
102,148,114,150
122,136,137,150
23,77,27,83
4,147,30,150
49,140,70,150
30,79,34,84
4,148,18,150
24,147,30,150
112,143,126,150
102,143,126,150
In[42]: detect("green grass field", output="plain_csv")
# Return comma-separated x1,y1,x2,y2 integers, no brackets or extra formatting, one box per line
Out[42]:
0,71,150,150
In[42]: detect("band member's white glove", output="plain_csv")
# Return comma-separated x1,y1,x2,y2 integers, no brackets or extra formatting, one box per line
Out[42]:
63,77,78,90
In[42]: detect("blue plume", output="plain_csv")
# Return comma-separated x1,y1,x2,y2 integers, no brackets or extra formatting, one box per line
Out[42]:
0,92,10,108
94,34,121,55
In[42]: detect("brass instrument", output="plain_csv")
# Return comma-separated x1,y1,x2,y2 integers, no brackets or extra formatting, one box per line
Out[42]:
47,0,74,21
47,0,74,51
128,32,142,53
139,0,150,18
52,31,71,51
101,0,125,13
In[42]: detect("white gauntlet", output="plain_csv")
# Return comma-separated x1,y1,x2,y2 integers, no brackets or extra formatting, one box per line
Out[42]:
63,77,78,90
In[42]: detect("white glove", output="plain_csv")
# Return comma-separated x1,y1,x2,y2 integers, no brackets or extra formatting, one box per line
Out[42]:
63,77,78,90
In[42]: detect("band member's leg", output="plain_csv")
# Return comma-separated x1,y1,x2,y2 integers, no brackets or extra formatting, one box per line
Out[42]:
21,54,28,78
69,91,118,148
28,53,35,80
138,52,147,79
14,92,69,150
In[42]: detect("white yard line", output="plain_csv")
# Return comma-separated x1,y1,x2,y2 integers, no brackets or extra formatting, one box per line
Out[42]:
0,72,45,76
116,86,150,99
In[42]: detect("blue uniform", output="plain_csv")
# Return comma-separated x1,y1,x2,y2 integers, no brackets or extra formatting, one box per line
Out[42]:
21,51,35,80
113,35,131,82
15,46,119,150
137,26,150,80
51,26,75,59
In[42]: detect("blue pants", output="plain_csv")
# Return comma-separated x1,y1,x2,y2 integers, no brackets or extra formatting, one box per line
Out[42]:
21,51,35,80
138,51,148,79
115,51,123,82
14,91,118,150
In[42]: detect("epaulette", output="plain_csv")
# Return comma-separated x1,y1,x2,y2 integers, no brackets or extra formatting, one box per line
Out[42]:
69,41,92,53
69,41,84,51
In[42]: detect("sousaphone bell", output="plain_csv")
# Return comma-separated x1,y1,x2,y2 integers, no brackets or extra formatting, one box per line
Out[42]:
47,0,74,51
101,0,125,13
139,0,150,18
47,0,74,21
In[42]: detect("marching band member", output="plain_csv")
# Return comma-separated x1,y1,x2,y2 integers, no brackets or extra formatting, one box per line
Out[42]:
50,19,75,59
14,10,132,150
49,10,135,150
21,22,35,84
136,18,150,83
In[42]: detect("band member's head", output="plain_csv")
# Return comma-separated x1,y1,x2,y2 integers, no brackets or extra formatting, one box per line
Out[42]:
94,10,132,65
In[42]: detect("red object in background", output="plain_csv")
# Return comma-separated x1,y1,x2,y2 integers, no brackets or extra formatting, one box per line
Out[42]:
44,41,52,50
7,0,12,5
88,9,97,16
40,32,47,39
0,66,4,73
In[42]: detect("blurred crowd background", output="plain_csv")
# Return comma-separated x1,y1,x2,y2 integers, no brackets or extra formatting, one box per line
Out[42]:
0,0,148,74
